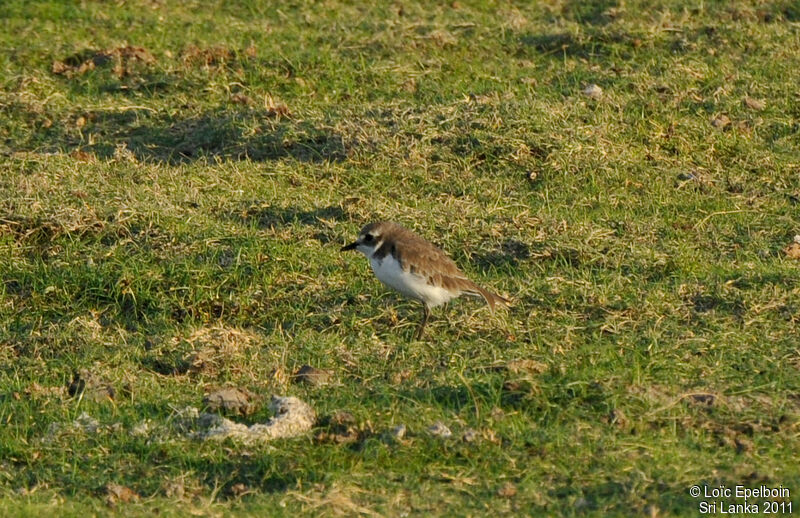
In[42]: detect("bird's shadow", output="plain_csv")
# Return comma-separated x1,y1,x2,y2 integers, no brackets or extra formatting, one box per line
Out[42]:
469,239,532,271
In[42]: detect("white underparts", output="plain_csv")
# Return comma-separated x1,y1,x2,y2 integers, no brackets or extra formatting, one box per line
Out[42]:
368,254,456,307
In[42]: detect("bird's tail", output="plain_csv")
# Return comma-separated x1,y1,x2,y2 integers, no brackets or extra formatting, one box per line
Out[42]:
463,281,511,312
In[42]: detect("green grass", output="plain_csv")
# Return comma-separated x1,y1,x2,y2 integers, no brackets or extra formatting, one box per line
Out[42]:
1,0,799,515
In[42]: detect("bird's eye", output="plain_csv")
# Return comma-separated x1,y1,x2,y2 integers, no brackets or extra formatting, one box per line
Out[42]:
363,234,373,243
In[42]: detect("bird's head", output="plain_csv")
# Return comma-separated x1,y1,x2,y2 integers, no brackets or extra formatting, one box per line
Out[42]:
340,222,387,256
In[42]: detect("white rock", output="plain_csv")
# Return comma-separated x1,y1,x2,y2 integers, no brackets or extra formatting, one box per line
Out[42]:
391,424,407,440
427,421,452,439
73,412,100,434
583,84,603,99
192,395,315,443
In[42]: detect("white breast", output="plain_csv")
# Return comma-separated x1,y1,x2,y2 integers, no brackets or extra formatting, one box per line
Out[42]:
369,254,455,307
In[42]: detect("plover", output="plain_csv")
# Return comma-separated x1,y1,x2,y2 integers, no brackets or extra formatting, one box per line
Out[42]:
341,221,510,339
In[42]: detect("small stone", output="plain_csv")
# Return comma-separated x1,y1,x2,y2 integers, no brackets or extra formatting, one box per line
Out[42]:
391,424,407,440
292,365,332,386
380,424,408,445
427,421,452,439
231,93,253,105
710,114,731,130
462,428,479,442
743,97,766,111
497,482,517,498
582,84,603,99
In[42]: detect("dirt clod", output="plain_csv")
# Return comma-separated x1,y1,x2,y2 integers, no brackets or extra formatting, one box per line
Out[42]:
783,242,800,260
497,482,517,498
744,97,766,111
710,114,731,130
293,365,332,386
203,387,257,415
264,94,292,118
106,483,140,505
193,395,316,443
231,93,253,105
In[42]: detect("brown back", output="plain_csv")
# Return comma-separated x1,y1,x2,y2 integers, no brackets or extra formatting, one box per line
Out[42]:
370,222,466,278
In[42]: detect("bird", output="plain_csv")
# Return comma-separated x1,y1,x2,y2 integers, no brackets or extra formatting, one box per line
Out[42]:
341,221,510,339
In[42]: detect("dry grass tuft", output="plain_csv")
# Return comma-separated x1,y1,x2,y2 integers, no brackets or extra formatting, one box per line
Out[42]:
288,483,382,517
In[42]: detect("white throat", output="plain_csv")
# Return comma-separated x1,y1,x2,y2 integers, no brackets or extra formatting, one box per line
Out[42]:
357,240,383,258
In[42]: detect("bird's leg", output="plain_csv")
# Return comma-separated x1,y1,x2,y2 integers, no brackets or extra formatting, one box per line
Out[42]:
416,304,430,340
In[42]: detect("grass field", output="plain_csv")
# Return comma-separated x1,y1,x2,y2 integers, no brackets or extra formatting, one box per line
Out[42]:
1,0,799,516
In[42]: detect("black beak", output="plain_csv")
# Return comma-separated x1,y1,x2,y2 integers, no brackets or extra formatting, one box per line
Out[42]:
340,241,358,252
